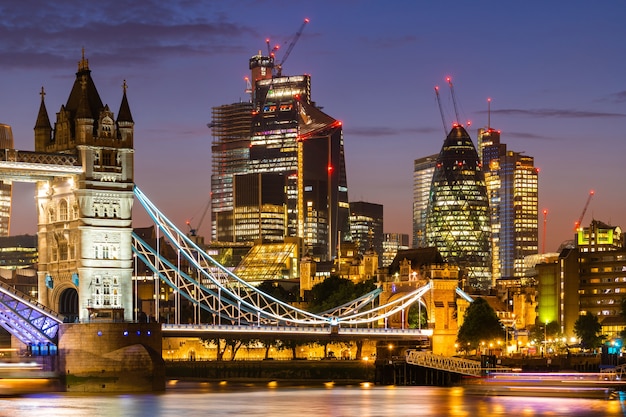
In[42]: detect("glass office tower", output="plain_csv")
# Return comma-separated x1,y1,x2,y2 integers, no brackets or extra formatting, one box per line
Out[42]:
479,127,538,279
426,125,491,290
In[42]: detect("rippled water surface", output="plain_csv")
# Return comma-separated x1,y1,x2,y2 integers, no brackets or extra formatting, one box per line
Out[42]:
2,381,625,416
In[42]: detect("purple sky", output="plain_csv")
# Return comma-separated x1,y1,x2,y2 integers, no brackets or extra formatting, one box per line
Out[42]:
1,1,625,253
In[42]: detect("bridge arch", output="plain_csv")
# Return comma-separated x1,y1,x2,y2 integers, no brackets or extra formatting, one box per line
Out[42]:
385,290,428,329
55,284,78,322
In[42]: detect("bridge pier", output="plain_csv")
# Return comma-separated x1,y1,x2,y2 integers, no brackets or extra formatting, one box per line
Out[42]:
58,322,164,392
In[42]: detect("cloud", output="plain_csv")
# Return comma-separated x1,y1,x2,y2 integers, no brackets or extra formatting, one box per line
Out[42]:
486,108,626,119
604,91,626,104
0,2,256,69
504,131,560,141
346,126,439,137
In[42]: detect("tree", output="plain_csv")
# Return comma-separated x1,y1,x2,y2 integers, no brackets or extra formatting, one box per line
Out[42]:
407,302,427,329
530,320,560,344
259,338,281,359
574,312,605,350
276,338,307,359
201,337,247,361
256,280,298,302
307,276,376,313
456,297,504,353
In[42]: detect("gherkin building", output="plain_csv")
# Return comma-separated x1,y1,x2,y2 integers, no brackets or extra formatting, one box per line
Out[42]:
426,125,491,290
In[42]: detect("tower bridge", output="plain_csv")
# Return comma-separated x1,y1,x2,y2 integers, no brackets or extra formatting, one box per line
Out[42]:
0,55,470,392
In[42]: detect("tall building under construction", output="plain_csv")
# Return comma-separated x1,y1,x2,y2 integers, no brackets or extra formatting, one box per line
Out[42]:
210,49,350,262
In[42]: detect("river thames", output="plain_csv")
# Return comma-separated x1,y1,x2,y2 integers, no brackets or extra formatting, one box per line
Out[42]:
2,381,625,416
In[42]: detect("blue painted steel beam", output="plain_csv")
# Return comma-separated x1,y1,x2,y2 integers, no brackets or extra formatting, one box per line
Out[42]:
0,281,63,346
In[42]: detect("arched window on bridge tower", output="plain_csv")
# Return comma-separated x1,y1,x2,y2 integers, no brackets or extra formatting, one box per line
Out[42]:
59,240,68,261
50,240,58,262
100,116,114,138
59,199,68,221
69,235,77,260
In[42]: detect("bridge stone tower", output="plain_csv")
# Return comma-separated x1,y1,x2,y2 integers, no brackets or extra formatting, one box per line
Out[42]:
426,275,462,357
34,53,134,322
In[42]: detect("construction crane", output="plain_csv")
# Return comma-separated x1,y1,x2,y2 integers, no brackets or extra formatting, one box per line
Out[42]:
434,86,448,135
446,76,460,125
274,18,309,77
186,197,211,237
265,38,279,58
244,76,252,100
574,190,595,231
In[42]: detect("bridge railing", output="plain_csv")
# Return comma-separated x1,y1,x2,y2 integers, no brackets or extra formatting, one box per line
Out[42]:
162,323,434,338
163,323,332,335
600,363,626,380
0,149,79,166
406,350,483,377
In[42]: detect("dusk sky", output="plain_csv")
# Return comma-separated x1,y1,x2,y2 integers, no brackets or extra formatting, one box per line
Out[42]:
1,1,625,253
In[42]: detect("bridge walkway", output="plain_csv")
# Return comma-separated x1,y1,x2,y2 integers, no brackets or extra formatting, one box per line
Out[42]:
0,280,64,348
406,350,483,377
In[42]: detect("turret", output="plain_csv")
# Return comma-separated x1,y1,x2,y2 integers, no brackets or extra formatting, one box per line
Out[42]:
75,74,94,144
34,87,52,151
116,80,134,146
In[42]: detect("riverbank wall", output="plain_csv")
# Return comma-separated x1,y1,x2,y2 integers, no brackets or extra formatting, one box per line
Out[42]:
166,359,375,383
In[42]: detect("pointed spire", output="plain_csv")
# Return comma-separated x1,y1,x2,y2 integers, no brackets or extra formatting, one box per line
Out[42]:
117,79,134,123
75,75,92,119
78,46,89,72
35,86,52,130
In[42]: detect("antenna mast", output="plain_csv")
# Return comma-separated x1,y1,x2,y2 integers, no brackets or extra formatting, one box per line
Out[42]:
487,97,491,130
434,86,448,135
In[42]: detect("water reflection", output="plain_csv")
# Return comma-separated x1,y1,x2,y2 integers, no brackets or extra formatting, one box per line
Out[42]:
1,382,624,416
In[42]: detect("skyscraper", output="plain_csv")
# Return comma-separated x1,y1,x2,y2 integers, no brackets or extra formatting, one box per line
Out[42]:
413,154,437,248
0,123,13,236
426,125,491,290
349,201,383,261
210,51,350,261
479,127,538,279
210,102,253,242
382,233,410,267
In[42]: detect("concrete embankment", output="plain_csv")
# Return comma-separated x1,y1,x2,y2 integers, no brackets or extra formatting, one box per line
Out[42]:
166,359,375,383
